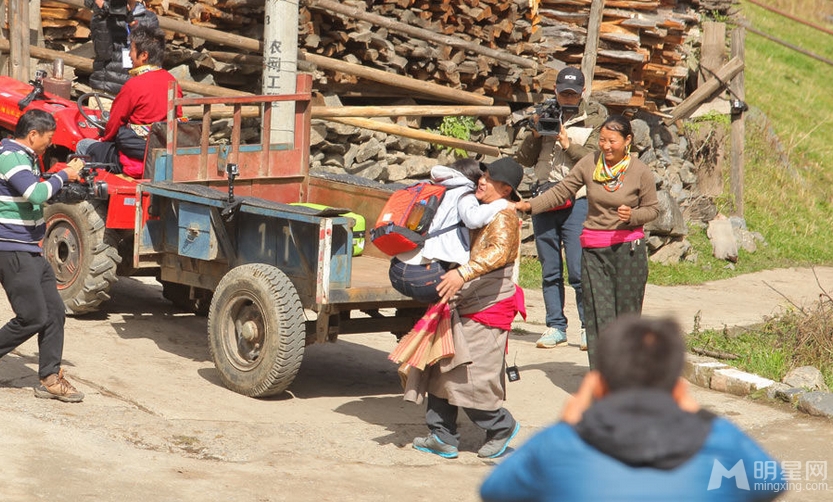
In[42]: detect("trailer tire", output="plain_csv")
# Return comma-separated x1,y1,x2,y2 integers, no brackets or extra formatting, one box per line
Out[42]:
44,201,121,315
208,263,304,397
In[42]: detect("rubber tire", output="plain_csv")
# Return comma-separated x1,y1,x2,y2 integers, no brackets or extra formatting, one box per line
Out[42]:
207,263,304,397
43,200,121,315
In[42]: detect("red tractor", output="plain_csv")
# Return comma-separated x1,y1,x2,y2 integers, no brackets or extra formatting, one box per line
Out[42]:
0,71,150,315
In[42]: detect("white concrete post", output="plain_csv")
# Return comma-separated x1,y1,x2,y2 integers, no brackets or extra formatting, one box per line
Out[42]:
262,0,298,145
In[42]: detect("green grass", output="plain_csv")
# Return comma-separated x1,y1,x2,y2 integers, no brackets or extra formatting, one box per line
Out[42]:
650,1,833,285
686,300,833,389
687,326,791,384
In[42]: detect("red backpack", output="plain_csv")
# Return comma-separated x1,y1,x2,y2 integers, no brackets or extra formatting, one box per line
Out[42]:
370,182,459,256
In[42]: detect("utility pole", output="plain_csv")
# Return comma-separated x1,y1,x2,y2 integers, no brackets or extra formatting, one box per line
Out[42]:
9,0,31,80
262,0,299,145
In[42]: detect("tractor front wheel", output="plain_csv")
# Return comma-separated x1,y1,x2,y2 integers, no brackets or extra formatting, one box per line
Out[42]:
43,201,121,315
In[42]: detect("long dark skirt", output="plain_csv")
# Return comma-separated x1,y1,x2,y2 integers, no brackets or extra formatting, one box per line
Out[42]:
581,239,648,368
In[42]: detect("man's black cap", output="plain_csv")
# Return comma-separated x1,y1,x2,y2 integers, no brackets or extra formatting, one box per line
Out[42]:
555,67,585,94
483,157,523,202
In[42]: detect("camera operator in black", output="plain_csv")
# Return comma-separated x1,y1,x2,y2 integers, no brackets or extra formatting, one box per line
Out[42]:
85,0,159,95
515,67,608,351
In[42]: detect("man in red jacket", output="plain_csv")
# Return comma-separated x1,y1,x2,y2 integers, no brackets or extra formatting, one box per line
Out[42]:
77,24,182,178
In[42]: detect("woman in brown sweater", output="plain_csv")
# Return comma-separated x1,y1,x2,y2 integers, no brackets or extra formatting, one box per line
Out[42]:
516,115,659,368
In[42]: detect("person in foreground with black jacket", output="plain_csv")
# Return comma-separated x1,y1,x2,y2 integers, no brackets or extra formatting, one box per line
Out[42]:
480,314,784,502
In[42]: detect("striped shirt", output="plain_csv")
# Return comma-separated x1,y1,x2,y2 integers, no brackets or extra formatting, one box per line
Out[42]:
0,138,69,253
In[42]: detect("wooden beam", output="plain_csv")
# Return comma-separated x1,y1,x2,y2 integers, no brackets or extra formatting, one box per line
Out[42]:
299,52,493,106
582,0,605,99
326,117,500,157
699,22,725,87
730,27,746,218
0,38,92,72
306,0,538,71
312,105,511,118
663,57,744,125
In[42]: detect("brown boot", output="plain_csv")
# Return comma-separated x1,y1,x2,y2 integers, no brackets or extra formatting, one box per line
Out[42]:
34,368,84,403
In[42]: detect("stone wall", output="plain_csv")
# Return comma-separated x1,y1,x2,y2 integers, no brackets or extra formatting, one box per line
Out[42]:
309,92,763,264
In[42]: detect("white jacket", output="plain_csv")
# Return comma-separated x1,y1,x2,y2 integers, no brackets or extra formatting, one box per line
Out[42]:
399,165,507,266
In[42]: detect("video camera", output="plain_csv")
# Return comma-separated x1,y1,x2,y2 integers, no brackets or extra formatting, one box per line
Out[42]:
532,98,563,136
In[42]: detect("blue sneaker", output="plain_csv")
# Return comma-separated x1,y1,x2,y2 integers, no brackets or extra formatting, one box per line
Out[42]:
413,434,459,459
478,422,521,459
536,327,567,348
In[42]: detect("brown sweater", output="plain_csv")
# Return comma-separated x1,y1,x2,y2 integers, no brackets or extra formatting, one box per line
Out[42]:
529,152,660,230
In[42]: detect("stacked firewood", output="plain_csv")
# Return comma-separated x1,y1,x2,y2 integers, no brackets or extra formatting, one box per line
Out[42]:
301,0,542,99
299,0,715,110
40,0,90,40
36,0,737,111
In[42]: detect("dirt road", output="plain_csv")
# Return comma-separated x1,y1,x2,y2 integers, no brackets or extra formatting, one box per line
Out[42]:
1,267,832,501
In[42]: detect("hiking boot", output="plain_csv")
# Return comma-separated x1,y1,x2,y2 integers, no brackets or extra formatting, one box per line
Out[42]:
478,422,521,459
536,327,568,348
413,434,458,459
34,368,84,403
580,328,588,351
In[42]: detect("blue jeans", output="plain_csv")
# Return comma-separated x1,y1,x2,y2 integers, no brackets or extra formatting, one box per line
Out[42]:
532,197,587,331
388,258,450,304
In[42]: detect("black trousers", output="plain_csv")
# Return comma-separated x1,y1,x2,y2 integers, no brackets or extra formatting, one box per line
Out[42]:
86,125,148,171
0,251,65,379
425,393,516,448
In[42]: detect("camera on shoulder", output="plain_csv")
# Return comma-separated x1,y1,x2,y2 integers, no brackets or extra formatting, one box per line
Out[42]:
532,98,562,136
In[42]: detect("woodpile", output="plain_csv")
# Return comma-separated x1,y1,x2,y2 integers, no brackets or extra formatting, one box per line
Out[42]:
300,0,728,111
35,0,738,112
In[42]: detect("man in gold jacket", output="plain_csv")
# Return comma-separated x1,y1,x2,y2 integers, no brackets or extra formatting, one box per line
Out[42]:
412,158,526,460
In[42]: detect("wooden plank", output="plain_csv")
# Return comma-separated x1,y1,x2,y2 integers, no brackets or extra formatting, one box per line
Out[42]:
582,0,604,99
730,27,745,217
699,21,726,87
664,56,744,125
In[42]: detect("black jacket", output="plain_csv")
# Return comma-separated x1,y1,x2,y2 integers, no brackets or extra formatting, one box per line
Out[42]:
85,0,159,94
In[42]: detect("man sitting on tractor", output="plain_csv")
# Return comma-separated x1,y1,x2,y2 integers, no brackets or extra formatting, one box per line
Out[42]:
77,24,182,178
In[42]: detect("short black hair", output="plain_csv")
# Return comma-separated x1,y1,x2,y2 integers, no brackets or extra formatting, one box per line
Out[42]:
596,314,685,393
130,24,166,66
14,109,56,139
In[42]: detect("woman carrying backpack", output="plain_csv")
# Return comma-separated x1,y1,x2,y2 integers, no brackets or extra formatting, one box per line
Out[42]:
389,159,513,303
